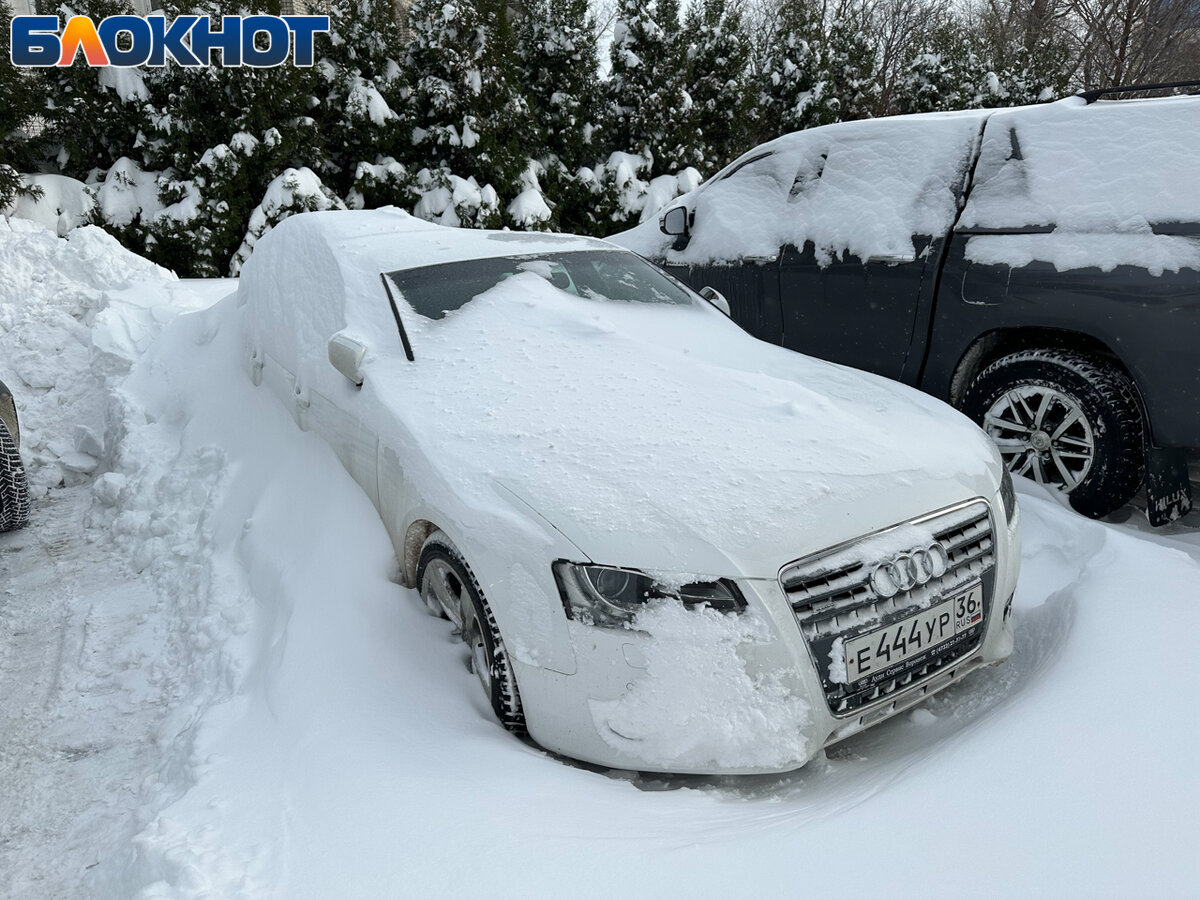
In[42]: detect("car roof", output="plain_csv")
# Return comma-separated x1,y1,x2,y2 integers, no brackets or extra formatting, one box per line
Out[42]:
284,208,617,275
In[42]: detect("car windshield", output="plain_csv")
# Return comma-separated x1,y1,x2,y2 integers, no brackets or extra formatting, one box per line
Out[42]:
384,250,699,321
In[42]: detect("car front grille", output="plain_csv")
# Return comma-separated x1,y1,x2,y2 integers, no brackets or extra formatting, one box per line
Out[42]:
780,499,995,716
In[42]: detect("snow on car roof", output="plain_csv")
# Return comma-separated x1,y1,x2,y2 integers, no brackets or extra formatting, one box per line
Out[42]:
282,207,614,272
238,209,619,379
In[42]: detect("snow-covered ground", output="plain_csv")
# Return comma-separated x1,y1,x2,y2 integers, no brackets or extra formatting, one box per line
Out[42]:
1,219,1198,898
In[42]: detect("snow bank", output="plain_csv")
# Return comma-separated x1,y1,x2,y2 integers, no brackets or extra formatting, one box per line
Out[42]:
0,220,176,497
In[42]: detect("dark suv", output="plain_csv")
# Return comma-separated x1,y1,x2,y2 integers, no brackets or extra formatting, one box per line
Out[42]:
1,376,29,532
617,93,1199,525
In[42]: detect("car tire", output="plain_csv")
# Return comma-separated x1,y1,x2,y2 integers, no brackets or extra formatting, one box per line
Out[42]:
416,532,526,735
962,349,1144,518
0,417,30,532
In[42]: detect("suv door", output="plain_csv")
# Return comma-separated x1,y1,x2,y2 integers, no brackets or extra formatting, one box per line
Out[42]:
774,120,979,380
778,237,935,380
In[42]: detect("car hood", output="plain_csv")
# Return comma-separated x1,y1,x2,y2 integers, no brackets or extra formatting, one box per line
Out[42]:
375,274,1002,578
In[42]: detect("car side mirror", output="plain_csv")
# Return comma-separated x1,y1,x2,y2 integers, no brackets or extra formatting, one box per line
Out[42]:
328,333,368,386
699,286,731,317
660,205,690,237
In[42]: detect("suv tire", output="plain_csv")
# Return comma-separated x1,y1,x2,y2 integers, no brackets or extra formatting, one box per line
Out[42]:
963,349,1144,518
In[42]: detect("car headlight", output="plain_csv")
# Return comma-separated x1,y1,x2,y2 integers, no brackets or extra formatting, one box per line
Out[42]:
1000,467,1018,524
552,561,746,628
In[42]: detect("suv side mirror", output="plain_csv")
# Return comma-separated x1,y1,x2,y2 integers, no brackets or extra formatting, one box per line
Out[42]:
660,205,690,237
328,333,368,386
699,286,731,317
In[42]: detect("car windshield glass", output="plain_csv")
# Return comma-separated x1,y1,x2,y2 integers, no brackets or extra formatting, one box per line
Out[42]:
384,250,699,321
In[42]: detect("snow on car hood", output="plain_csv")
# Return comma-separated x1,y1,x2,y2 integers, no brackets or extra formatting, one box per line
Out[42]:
370,272,1001,576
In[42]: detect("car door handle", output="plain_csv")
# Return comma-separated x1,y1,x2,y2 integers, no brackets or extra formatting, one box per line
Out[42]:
866,253,917,265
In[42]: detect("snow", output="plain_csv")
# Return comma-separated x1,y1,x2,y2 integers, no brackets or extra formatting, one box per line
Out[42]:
1,221,1199,896
231,168,345,274
616,96,1200,274
0,174,94,237
590,603,812,771
965,232,1200,275
97,65,149,102
94,158,164,228
240,210,1002,578
960,96,1200,233
959,96,1200,272
346,76,395,126
615,110,988,264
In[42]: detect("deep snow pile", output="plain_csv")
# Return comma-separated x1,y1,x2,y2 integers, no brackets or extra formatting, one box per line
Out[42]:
1,220,1198,897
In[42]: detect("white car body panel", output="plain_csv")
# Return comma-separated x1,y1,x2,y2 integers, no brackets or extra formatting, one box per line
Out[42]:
238,208,1019,774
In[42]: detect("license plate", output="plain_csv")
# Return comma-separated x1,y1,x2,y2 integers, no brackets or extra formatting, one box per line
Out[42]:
842,583,985,685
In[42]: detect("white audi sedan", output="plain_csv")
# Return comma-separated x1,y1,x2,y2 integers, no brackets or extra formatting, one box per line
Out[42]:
238,209,1020,774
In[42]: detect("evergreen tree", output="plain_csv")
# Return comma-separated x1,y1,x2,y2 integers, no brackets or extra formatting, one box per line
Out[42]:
894,15,1067,114
756,0,835,141
894,21,981,114
36,0,148,179
312,0,410,200
821,9,879,122
682,0,752,171
0,1,44,208
606,0,695,176
405,0,532,222
518,0,599,170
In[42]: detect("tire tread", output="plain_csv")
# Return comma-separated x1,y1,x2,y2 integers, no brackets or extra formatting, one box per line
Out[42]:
965,348,1144,518
0,418,30,532
416,532,526,736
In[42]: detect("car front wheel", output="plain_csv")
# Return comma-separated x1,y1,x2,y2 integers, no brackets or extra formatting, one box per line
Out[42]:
962,349,1145,518
416,532,526,735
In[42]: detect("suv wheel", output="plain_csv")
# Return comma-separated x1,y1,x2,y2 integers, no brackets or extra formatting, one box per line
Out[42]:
962,349,1144,518
416,532,526,735
0,418,30,532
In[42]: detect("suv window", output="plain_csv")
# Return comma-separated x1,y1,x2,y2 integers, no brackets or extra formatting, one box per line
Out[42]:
673,114,983,265
960,98,1200,232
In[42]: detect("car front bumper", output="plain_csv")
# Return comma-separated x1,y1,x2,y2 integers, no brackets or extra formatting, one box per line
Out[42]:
512,493,1020,775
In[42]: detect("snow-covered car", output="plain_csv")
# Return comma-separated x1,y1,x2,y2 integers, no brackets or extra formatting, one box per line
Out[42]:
238,209,1020,774
0,376,30,532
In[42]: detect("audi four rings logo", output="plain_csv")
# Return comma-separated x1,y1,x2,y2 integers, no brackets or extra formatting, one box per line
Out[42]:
871,543,950,597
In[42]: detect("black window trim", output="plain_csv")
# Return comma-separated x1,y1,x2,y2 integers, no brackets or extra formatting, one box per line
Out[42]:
379,272,416,362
